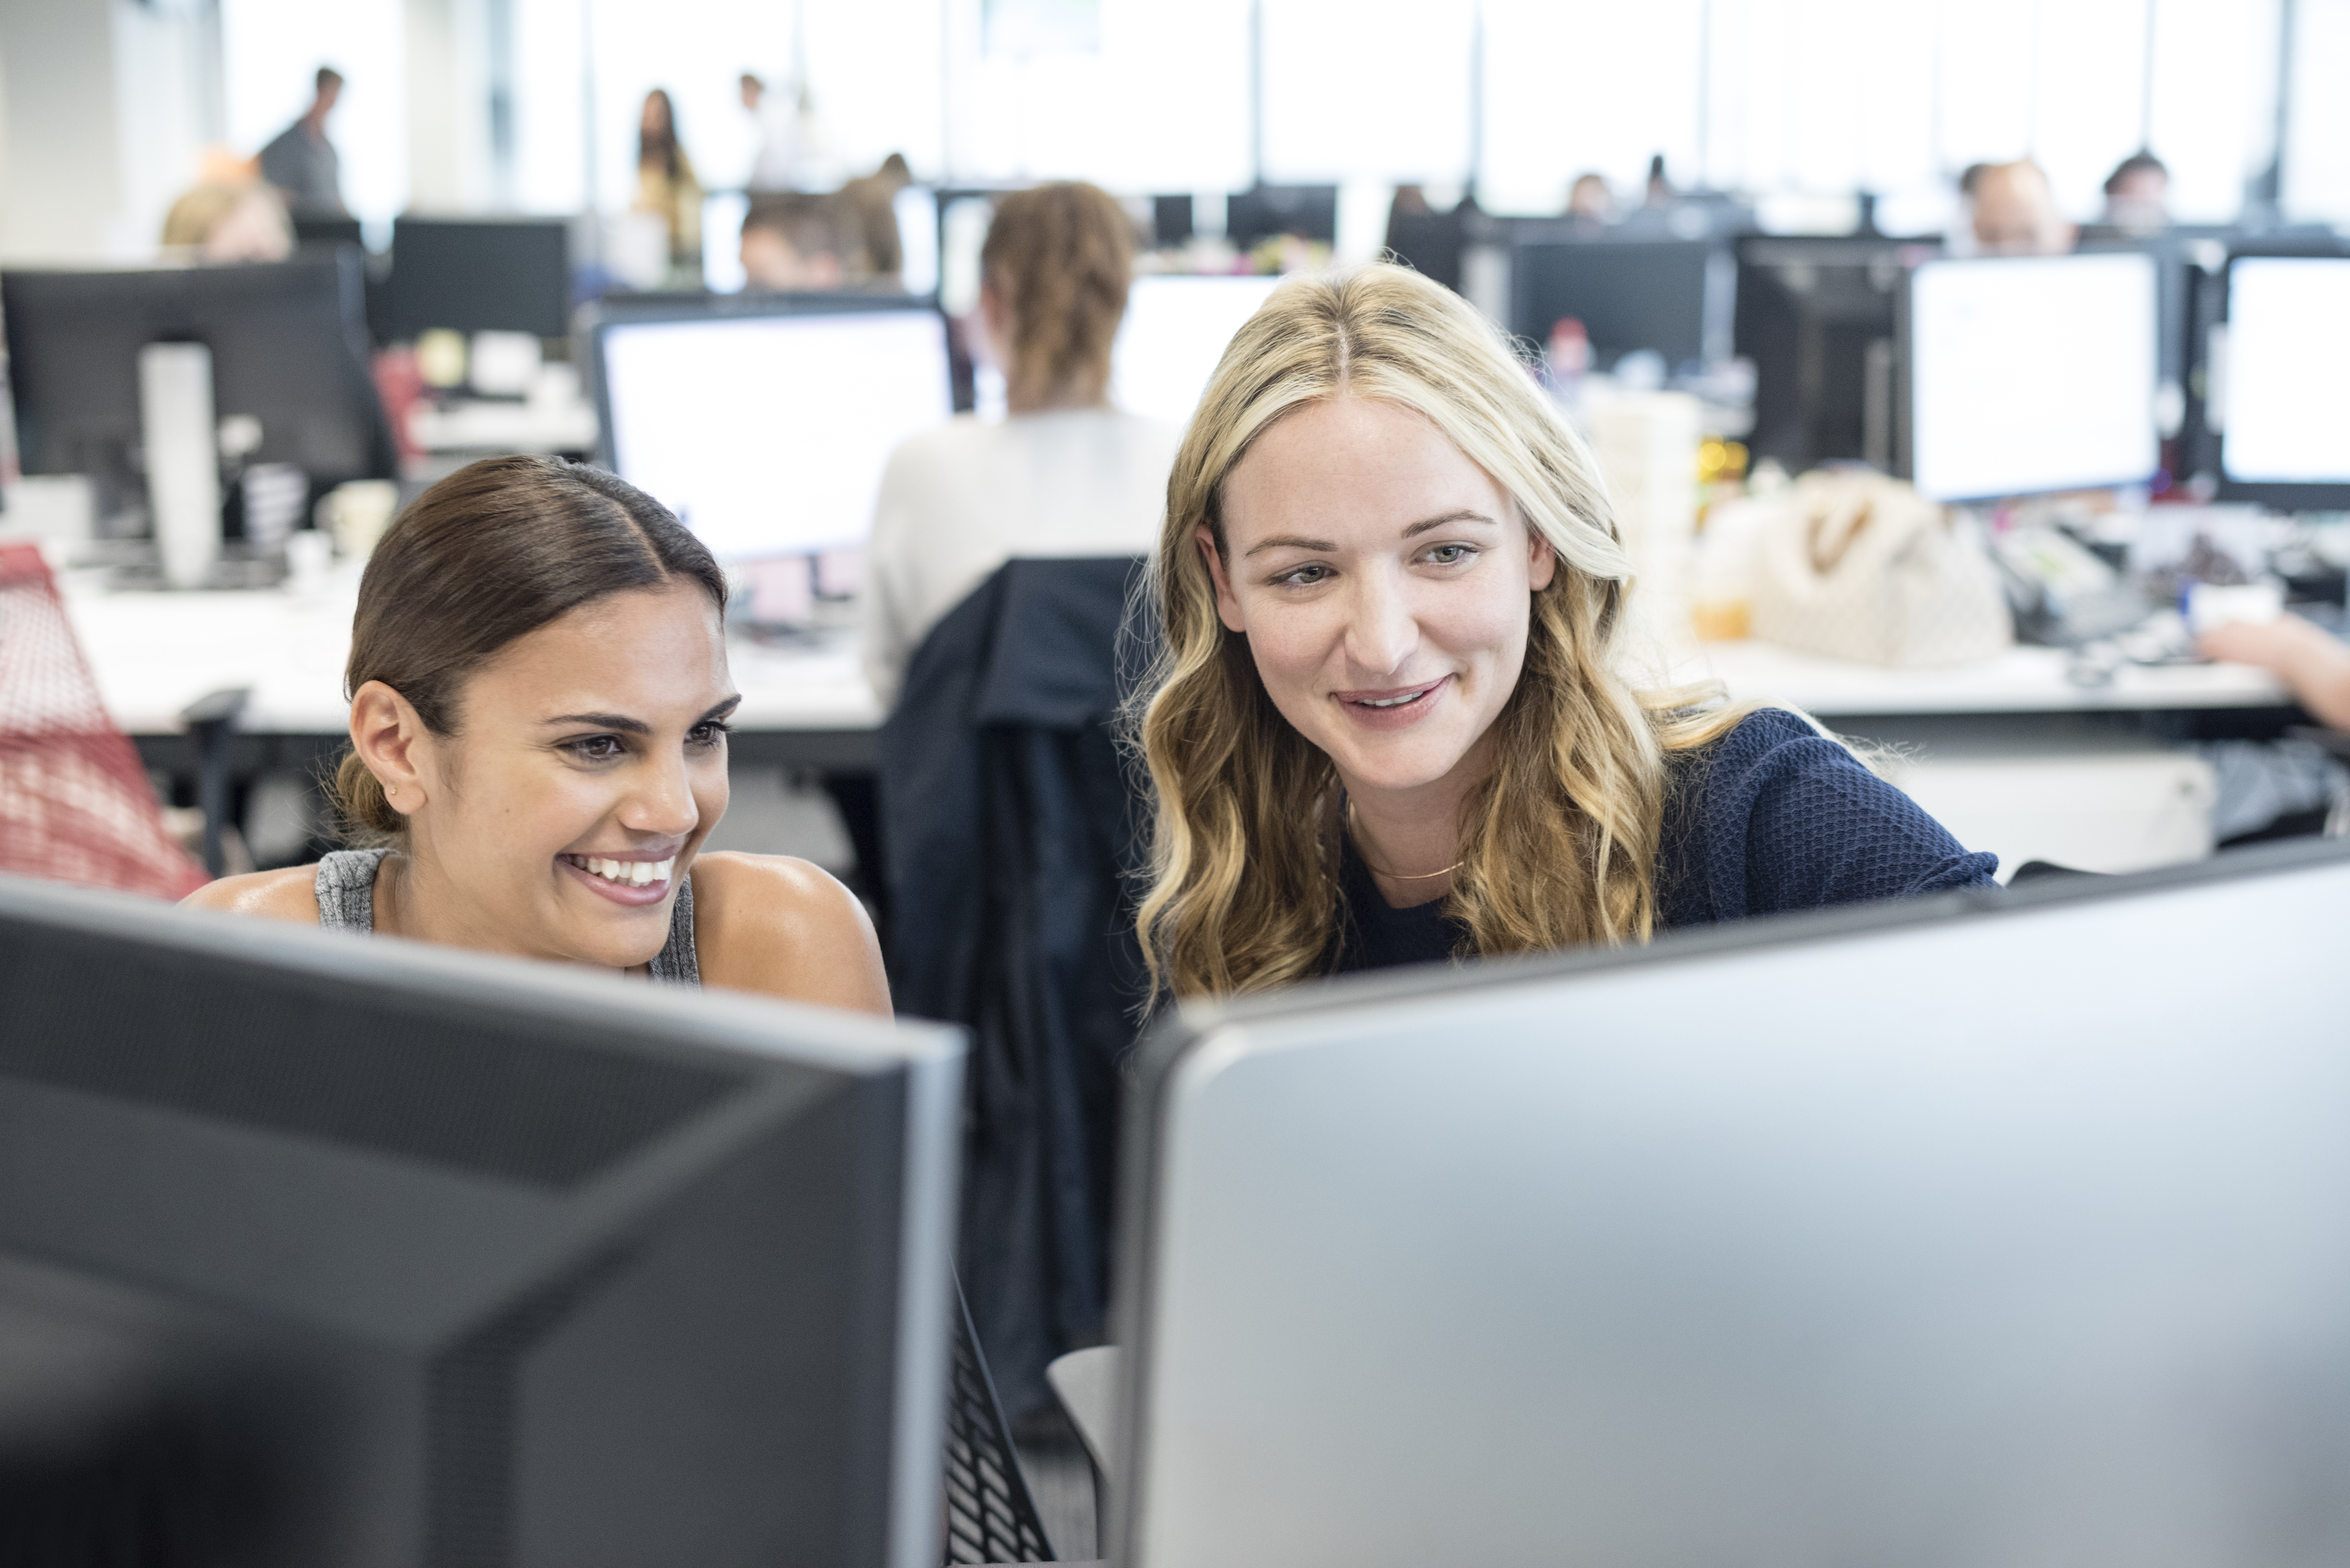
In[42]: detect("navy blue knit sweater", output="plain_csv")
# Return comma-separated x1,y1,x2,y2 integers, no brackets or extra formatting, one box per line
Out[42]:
1333,707,1999,972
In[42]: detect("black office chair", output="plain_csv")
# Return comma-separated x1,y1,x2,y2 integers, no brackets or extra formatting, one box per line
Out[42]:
945,1276,1056,1564
881,557,1153,1425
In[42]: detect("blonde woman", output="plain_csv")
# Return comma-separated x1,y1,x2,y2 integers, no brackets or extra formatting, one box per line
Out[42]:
860,182,1181,707
1133,265,1996,998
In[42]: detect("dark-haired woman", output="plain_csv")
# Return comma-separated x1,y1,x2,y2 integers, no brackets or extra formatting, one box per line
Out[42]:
634,88,702,276
188,456,890,1013
860,181,1181,706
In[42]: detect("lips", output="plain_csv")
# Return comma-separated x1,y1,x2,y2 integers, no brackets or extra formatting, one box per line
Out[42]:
558,849,682,908
1331,675,1451,729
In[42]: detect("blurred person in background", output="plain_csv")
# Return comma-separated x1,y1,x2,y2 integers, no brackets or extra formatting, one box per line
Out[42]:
259,66,345,217
1971,159,2075,255
2201,615,2350,732
635,89,702,276
1643,154,1673,207
742,72,802,192
860,182,1186,706
739,193,864,290
2102,150,2171,233
161,175,292,263
839,153,913,283
1567,172,1614,226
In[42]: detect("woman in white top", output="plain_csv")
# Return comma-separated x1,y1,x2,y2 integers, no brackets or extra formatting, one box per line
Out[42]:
861,182,1183,707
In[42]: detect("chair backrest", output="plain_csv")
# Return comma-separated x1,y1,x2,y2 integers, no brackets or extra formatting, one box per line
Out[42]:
944,1276,1058,1564
0,544,207,899
878,555,1151,1422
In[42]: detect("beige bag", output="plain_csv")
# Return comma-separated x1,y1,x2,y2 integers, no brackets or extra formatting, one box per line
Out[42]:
1748,471,2013,667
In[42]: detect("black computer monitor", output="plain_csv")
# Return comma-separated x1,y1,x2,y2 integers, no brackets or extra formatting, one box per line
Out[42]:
1735,235,1925,471
2,255,396,526
1509,232,1733,370
382,216,571,341
290,215,366,252
0,872,961,1567
1111,839,2350,1563
1225,185,1338,248
588,291,955,561
2207,240,2350,509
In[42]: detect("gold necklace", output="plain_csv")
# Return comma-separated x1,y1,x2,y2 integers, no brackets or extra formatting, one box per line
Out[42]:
1346,801,1465,881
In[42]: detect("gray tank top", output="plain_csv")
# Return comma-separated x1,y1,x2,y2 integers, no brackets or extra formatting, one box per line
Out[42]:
314,847,701,986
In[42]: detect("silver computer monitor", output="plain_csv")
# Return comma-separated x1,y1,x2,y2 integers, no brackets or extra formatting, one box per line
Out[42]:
595,298,954,561
2217,254,2350,505
1112,841,2350,1566
1111,275,1282,425
1903,251,2160,502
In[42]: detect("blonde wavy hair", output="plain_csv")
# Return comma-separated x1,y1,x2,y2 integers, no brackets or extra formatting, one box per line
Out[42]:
1130,263,1755,1001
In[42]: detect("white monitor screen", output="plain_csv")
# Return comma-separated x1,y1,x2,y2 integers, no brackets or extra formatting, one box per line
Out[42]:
1908,253,2159,501
1112,275,1282,425
2220,257,2350,485
600,307,953,560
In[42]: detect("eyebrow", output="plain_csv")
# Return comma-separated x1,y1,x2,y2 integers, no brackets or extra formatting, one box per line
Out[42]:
542,694,742,734
1242,509,1501,558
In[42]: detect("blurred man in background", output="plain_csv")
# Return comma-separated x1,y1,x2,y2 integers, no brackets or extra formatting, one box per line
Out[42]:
259,67,345,217
2102,150,2171,233
1971,159,2075,255
739,193,864,290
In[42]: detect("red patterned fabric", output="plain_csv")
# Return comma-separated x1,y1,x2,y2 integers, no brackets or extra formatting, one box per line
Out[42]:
0,544,208,899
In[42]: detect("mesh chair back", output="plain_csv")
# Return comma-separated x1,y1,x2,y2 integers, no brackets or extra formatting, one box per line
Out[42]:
0,545,206,899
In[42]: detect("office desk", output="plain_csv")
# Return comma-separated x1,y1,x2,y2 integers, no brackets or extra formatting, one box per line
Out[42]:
64,573,884,773
1681,637,2291,718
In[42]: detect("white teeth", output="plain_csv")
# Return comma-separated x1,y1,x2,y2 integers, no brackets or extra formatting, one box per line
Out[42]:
1360,691,1424,708
574,855,675,886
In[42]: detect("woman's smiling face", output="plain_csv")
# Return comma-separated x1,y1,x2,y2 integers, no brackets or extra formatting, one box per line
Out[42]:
1199,396,1555,803
372,580,737,969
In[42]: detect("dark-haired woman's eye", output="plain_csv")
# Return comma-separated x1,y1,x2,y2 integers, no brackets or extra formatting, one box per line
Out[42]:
688,720,734,749
564,735,627,763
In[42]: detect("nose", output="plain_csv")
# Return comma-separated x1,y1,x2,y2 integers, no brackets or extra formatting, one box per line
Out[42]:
1342,562,1420,678
620,749,701,840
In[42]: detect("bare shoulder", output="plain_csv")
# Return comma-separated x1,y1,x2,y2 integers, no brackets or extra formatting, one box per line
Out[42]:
689,852,891,1016
178,864,320,924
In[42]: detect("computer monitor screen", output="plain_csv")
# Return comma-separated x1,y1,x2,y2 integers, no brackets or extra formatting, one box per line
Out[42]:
701,190,752,293
1110,275,1281,424
383,216,570,340
1904,251,2158,501
0,873,960,1568
1114,841,2350,1565
1510,237,1731,370
2217,256,2350,495
1735,236,1912,471
596,299,954,560
2,255,395,520
1225,185,1338,247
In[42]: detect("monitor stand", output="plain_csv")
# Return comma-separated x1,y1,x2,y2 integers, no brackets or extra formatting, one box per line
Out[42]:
138,341,219,591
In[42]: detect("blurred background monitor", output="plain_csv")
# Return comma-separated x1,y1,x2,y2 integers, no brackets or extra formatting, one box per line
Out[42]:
1734,236,1917,472
288,214,365,253
2212,252,2350,509
1224,184,1338,248
1,253,395,526
1899,251,2159,502
1112,841,2350,1565
1509,234,1734,373
592,294,953,561
1110,274,1281,425
381,215,571,341
0,874,960,1568
701,190,753,294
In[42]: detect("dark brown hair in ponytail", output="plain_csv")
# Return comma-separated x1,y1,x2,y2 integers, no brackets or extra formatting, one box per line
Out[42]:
980,181,1135,411
330,455,726,844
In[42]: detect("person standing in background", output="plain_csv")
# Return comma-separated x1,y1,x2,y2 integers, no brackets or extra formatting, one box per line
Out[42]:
742,73,807,192
838,153,913,283
634,89,702,278
259,67,345,218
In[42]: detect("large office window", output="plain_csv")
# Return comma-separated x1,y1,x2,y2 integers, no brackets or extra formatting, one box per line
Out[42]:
2283,0,2350,221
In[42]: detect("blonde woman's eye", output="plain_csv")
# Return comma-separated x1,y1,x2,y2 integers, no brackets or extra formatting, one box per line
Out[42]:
1272,563,1332,587
1425,544,1477,566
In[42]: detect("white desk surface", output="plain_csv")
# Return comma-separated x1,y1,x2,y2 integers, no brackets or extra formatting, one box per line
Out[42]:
63,577,2287,739
64,572,883,738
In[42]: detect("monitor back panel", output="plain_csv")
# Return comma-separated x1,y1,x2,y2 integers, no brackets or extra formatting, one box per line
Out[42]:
1510,237,1726,368
386,218,571,340
1115,846,2350,1567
